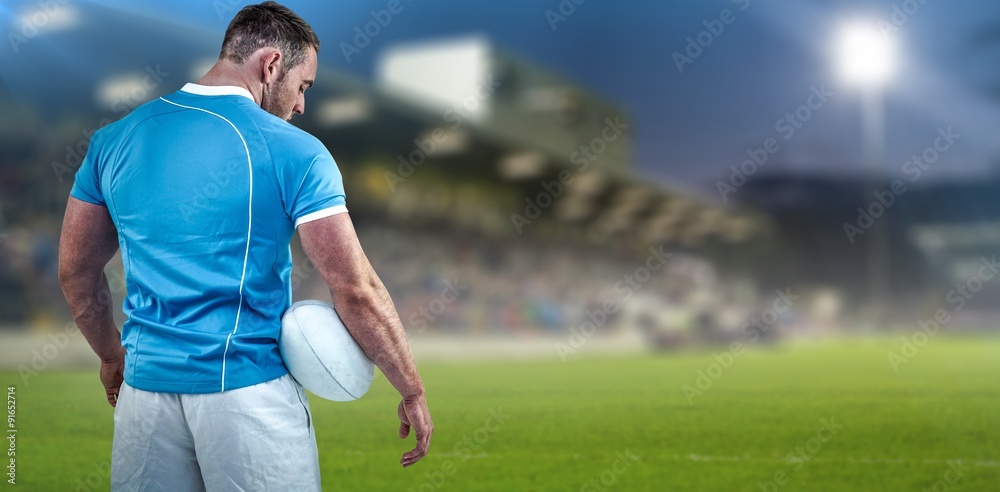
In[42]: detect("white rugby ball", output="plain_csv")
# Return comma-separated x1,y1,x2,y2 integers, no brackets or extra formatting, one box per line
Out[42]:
279,300,374,401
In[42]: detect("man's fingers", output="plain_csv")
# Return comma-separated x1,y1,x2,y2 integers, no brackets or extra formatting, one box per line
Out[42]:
101,361,124,408
400,422,432,467
104,382,120,407
401,446,427,468
398,397,433,467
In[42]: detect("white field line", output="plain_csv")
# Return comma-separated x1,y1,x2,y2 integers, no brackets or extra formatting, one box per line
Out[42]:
675,454,998,468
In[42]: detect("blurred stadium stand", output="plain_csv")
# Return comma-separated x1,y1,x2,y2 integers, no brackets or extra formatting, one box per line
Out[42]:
253,37,779,347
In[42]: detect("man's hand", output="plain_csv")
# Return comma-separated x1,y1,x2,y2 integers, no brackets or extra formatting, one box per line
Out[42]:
100,346,126,407
397,393,433,467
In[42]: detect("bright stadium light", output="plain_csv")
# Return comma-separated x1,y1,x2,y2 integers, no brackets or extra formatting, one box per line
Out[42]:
832,19,901,322
834,22,895,86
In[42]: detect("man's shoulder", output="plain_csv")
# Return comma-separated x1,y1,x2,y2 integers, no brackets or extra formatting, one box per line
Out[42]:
87,102,155,148
250,114,329,159
95,94,183,140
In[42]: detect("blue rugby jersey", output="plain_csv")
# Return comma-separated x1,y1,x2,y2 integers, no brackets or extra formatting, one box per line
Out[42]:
70,83,347,393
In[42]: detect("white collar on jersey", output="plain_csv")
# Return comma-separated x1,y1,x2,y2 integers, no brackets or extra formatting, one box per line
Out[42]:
180,83,256,102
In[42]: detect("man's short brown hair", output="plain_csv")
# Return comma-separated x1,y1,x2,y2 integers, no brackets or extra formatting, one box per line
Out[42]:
220,1,320,72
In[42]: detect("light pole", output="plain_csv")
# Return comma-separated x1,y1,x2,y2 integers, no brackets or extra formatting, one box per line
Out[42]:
834,21,897,322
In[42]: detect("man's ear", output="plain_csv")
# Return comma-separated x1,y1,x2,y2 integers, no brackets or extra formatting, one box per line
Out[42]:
260,49,283,85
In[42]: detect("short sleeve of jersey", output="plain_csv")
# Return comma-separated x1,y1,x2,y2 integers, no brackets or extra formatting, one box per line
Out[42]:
283,148,348,228
69,131,106,206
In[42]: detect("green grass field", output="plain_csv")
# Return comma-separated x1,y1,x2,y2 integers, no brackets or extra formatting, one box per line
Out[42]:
3,337,998,491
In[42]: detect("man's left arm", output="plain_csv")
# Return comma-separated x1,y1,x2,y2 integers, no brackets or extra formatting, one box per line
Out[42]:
58,196,125,407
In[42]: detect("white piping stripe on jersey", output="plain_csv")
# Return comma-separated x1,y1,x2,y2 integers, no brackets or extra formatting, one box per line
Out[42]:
159,96,253,392
294,204,348,228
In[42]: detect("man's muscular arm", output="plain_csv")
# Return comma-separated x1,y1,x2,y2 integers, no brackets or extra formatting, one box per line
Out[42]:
297,213,433,467
58,196,125,407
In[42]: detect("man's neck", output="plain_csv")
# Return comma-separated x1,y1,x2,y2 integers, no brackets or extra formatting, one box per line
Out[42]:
196,63,261,104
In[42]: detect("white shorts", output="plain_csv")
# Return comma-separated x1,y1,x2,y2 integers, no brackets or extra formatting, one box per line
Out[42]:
111,373,321,492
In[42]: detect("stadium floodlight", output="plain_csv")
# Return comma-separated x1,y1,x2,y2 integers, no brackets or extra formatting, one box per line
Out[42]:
834,21,895,87
833,19,898,321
